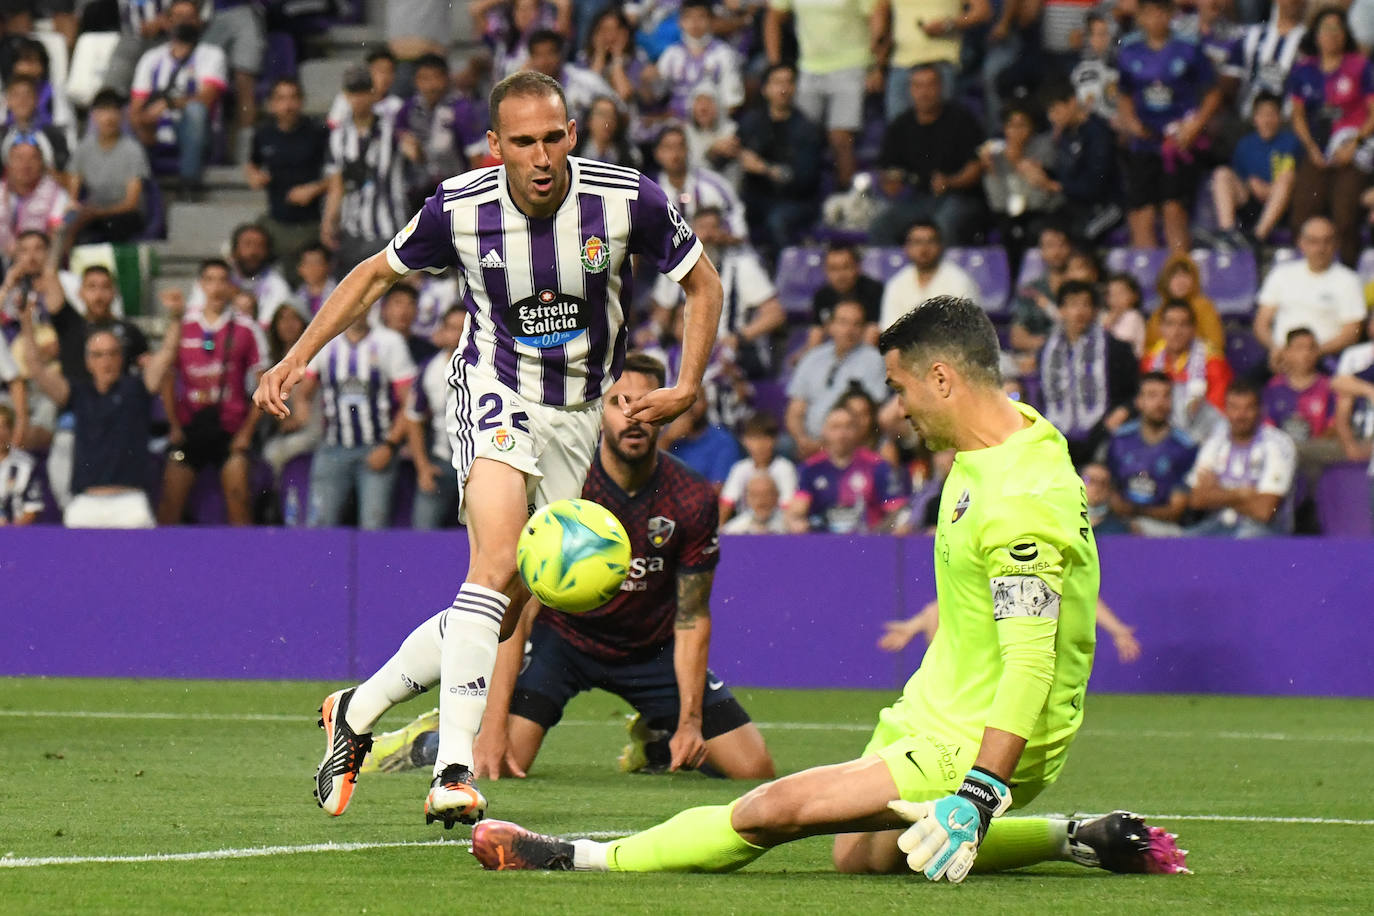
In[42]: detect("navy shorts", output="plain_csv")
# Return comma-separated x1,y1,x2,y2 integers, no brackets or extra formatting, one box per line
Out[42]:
509,621,751,740
1124,147,1201,209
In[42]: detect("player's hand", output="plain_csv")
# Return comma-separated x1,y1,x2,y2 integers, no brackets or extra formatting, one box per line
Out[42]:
668,722,707,772
416,461,440,494
159,287,187,322
366,444,393,471
624,383,697,425
285,183,315,206
889,767,1012,883
877,618,922,652
253,357,309,419
473,727,527,780
1113,626,1141,664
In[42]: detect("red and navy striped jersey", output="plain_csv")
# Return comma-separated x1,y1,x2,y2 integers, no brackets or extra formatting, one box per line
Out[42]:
542,451,720,662
386,156,703,408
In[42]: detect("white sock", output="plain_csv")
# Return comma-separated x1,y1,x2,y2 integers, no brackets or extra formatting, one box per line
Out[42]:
344,611,444,734
572,839,609,872
435,583,508,774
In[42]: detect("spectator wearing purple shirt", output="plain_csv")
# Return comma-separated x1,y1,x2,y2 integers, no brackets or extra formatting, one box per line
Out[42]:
787,404,910,535
1331,360,1374,516
1105,372,1197,536
1264,326,1343,494
1114,0,1223,251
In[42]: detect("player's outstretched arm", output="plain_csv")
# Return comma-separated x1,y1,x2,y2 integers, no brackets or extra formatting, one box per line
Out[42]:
876,600,939,652
253,251,406,418
1095,600,1141,663
627,255,722,425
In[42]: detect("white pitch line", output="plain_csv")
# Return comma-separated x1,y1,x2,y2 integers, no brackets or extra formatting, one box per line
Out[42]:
3,815,1370,870
0,832,628,869
0,710,303,722
0,839,464,868
1147,814,1374,826
3,710,1373,744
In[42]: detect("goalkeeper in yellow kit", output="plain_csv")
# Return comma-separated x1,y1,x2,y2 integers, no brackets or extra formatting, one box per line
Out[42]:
473,297,1188,880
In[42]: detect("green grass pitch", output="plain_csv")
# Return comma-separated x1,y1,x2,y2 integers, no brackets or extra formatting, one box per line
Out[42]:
1,678,1371,914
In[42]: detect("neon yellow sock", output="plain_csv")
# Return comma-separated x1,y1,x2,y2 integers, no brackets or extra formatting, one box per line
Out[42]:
606,803,767,873
972,817,1067,872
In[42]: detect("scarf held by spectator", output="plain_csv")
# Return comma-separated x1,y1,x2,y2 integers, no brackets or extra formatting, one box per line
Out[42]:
1041,322,1108,438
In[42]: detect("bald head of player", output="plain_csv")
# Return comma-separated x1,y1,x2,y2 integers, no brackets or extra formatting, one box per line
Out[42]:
879,296,1027,452
600,351,668,485
487,71,578,220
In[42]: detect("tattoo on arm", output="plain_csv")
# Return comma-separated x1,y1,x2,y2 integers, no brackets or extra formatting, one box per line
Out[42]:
675,569,714,630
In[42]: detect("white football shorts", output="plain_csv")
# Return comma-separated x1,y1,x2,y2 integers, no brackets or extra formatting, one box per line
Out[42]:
445,357,603,523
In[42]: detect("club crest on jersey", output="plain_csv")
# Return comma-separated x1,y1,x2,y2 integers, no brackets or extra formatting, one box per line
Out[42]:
491,428,516,452
648,515,676,547
580,235,610,273
951,488,971,523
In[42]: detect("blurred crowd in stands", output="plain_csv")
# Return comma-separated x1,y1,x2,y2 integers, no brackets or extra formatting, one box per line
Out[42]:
1,0,1374,538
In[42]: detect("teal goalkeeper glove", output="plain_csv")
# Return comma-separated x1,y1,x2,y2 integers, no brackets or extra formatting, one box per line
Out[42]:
888,767,1013,883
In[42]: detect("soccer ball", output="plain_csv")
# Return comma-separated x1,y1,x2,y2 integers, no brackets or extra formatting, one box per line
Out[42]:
517,498,632,613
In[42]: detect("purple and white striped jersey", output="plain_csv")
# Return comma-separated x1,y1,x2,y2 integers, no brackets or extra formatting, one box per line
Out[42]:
385,157,704,408
306,326,417,448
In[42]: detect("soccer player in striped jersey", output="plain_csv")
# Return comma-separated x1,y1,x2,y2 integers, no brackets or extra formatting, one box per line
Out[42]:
254,70,723,827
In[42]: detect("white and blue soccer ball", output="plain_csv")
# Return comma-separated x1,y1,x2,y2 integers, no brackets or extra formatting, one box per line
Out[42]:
517,498,631,613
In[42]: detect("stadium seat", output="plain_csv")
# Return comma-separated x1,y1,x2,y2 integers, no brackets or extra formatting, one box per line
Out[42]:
1105,248,1169,310
861,246,907,283
390,459,417,530
945,247,1011,318
1225,325,1268,376
279,453,312,526
1315,462,1374,535
775,246,827,317
1271,247,1300,266
139,178,167,241
257,32,299,102
65,31,119,109
1192,174,1220,233
34,28,69,101
750,379,789,422
1192,248,1258,318
1016,248,1045,291
1357,249,1374,287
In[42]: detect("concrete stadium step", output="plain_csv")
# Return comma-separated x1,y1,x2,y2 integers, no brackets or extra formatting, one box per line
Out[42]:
203,165,249,191
300,57,353,116
157,198,262,259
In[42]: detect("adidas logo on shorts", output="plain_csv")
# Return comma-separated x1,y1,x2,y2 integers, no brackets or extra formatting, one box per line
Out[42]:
450,677,488,697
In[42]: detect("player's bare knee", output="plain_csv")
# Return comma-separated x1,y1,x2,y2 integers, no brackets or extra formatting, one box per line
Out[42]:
831,835,872,874
730,779,807,845
722,752,775,781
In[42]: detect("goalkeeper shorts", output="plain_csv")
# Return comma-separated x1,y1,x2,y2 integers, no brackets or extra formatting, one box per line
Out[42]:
862,706,1047,809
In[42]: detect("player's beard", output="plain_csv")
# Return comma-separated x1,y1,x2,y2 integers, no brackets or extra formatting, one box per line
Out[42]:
606,427,655,467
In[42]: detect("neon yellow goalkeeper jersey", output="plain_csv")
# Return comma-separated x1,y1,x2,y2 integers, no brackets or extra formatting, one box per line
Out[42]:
897,401,1098,786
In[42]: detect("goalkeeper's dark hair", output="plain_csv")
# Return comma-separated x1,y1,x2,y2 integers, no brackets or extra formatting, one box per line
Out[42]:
622,351,667,388
878,296,1002,389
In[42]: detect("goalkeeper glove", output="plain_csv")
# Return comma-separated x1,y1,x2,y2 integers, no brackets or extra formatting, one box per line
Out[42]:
888,767,1013,883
